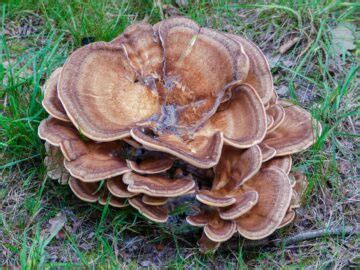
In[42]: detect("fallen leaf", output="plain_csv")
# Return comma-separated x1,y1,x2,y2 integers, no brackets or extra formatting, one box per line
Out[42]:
331,23,356,55
279,37,300,54
48,212,67,239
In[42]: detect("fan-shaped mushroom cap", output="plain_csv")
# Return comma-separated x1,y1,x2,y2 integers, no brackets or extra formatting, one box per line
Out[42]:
263,101,321,156
268,91,278,107
196,188,259,215
126,156,173,174
107,176,137,198
204,213,236,242
196,145,262,207
188,209,236,242
258,143,277,162
198,233,220,252
277,174,306,229
58,42,160,142
200,84,267,148
142,195,167,206
131,127,223,168
227,34,273,104
278,210,295,229
98,194,127,208
235,167,292,239
59,17,251,144
212,145,262,190
157,17,249,129
266,115,274,130
219,190,258,220
266,104,285,133
63,142,131,182
263,155,292,174
42,68,69,122
38,117,87,160
116,22,163,77
186,211,210,227
129,196,168,222
123,172,195,197
123,137,142,149
196,189,236,207
68,177,100,203
38,117,130,182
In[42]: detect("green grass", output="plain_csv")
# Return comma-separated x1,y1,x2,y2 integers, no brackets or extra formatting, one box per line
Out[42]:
1,0,359,268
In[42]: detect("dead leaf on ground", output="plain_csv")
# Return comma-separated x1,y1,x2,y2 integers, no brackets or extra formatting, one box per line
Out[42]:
331,23,356,55
48,212,67,239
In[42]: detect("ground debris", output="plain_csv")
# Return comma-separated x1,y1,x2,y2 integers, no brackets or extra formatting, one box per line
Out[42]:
279,36,301,54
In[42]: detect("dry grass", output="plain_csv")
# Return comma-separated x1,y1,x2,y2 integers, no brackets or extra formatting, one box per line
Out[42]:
1,0,359,268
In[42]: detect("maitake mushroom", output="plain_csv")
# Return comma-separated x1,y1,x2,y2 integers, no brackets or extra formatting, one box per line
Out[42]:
38,17,321,252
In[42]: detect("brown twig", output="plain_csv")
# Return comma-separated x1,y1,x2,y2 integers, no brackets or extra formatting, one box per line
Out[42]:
225,225,359,250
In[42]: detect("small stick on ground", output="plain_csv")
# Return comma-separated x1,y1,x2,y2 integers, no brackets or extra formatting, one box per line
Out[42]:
225,225,359,250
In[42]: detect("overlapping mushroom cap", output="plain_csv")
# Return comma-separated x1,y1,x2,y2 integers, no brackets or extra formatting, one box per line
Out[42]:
38,17,321,252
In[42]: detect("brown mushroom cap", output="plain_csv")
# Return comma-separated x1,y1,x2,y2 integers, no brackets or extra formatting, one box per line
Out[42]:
107,176,137,198
68,177,100,203
219,190,258,220
157,17,249,129
64,142,131,182
196,190,237,207
98,193,127,208
58,18,252,142
236,167,292,239
198,233,221,252
186,211,210,227
129,196,168,223
258,142,277,162
38,117,87,160
38,117,130,182
263,101,321,156
123,172,195,197
263,155,292,174
126,157,173,174
42,68,70,122
277,210,296,229
266,104,285,133
227,34,273,104
200,84,267,148
268,91,278,107
131,127,223,169
212,145,262,190
123,137,142,149
204,213,236,242
266,114,274,130
196,145,262,207
188,209,236,242
58,42,160,142
116,22,163,77
142,195,168,206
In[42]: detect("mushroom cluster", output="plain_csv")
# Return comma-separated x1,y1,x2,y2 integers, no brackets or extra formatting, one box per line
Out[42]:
38,17,321,251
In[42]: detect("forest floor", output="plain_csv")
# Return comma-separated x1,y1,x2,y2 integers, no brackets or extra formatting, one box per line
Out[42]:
1,1,359,269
